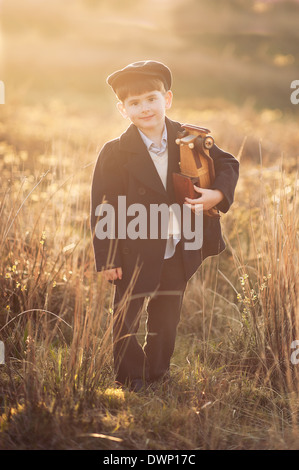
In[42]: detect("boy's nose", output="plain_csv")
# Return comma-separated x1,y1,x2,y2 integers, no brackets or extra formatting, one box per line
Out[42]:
141,101,150,112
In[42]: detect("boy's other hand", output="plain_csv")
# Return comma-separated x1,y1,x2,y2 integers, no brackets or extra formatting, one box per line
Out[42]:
185,186,224,212
102,267,123,281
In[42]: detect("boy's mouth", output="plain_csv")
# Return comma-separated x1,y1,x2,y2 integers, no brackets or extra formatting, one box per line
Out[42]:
140,114,155,121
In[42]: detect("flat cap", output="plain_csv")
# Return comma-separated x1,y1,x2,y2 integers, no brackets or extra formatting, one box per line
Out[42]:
106,60,172,92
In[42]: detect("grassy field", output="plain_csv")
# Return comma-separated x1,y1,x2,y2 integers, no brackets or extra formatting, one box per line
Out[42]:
0,0,299,451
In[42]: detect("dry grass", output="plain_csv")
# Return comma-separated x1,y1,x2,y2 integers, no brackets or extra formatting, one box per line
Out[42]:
0,98,298,450
0,0,299,450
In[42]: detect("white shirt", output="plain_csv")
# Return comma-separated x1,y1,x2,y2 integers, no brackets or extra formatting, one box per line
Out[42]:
138,126,181,258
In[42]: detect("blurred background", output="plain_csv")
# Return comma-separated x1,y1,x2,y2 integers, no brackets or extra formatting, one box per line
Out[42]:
1,0,299,112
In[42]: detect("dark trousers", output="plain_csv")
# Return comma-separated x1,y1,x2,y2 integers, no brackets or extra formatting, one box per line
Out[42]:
113,243,187,385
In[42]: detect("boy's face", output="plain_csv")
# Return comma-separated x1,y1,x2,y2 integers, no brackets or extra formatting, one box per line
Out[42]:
117,89,173,134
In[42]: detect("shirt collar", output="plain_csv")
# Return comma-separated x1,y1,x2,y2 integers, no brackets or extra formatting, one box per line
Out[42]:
138,124,168,156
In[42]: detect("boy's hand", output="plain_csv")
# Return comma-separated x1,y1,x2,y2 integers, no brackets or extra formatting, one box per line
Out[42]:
102,267,123,281
185,186,224,212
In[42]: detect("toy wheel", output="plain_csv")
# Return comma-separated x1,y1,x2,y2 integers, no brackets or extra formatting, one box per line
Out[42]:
203,135,214,149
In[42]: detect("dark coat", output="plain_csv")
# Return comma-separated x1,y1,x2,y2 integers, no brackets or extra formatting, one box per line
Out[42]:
90,117,239,295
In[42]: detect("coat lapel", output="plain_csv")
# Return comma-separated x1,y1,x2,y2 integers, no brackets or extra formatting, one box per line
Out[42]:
120,123,167,198
165,117,182,194
119,117,182,200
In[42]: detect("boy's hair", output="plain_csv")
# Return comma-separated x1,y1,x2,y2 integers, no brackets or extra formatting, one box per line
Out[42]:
114,76,167,103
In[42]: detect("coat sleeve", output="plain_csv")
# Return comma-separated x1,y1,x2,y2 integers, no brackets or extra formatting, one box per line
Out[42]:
209,143,239,213
90,140,123,271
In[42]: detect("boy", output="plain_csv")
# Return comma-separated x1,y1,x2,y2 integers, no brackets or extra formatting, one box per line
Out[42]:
90,60,239,392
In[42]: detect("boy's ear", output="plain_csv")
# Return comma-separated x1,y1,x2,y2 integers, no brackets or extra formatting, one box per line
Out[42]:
164,90,173,110
117,101,128,119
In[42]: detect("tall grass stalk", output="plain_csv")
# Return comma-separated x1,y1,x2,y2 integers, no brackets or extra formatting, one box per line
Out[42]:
226,153,298,398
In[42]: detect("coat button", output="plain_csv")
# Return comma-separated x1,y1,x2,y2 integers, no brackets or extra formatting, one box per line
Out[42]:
138,187,146,195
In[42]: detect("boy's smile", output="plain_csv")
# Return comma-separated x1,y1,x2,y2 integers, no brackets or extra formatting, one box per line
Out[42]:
117,90,172,142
